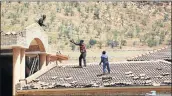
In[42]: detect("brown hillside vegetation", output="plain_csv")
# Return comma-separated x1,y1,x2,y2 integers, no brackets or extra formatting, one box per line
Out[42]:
1,2,171,62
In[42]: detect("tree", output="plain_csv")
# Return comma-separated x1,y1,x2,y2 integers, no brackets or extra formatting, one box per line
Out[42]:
127,31,134,38
147,38,156,47
89,39,97,47
136,25,140,37
121,40,127,46
70,44,76,51
166,39,171,45
164,13,169,22
113,30,119,41
133,41,137,46
48,37,52,44
94,8,100,19
154,36,160,46
50,15,55,23
98,41,103,49
159,32,165,44
107,40,118,48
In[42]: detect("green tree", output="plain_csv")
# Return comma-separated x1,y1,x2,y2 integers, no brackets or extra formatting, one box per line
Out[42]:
93,8,100,19
89,39,97,47
147,38,156,47
50,15,55,23
48,37,52,44
136,25,140,37
164,13,169,22
98,41,103,49
70,44,76,51
127,31,134,38
113,30,119,41
121,40,127,46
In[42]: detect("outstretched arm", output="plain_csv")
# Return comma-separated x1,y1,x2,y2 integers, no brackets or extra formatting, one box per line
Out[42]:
70,40,80,46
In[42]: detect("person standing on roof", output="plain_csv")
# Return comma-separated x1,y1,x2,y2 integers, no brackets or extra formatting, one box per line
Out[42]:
70,39,87,68
37,14,46,27
99,51,110,74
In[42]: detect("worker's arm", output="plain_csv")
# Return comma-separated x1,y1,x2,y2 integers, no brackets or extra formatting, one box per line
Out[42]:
99,56,103,65
70,40,80,46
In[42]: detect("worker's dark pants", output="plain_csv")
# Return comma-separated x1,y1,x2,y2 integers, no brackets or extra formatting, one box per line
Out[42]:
79,52,86,67
103,62,110,74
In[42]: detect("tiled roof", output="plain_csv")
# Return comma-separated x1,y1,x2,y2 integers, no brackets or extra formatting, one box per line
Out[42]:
20,60,171,90
127,46,171,61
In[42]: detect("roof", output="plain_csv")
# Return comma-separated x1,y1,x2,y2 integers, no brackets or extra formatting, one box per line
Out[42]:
20,60,171,90
127,46,171,61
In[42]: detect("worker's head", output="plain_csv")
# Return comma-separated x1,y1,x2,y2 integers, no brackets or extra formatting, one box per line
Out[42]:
80,40,84,44
42,15,46,20
102,51,106,54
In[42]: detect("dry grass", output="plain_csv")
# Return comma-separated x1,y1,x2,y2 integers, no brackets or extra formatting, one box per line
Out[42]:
1,2,171,53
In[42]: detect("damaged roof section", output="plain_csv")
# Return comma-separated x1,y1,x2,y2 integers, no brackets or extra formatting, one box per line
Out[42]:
20,60,171,90
127,46,171,61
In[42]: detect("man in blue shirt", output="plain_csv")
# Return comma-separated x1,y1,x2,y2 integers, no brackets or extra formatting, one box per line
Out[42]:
99,51,110,74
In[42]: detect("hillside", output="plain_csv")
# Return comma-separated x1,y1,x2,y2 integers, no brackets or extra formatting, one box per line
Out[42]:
1,2,171,52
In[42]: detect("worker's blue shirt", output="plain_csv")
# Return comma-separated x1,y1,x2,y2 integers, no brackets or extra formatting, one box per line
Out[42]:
101,54,109,64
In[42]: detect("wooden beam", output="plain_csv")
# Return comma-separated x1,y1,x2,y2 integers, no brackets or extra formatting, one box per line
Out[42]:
16,86,171,96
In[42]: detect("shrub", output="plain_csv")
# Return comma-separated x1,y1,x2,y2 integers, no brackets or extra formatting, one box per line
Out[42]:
48,37,52,44
107,40,118,48
60,45,64,50
156,20,164,27
141,19,147,26
73,2,79,7
113,30,119,40
152,9,158,16
133,41,137,46
127,31,134,38
121,40,127,46
89,39,97,46
147,38,157,47
50,15,55,23
56,8,61,13
136,25,140,36
120,46,122,49
166,39,171,45
93,8,100,19
24,3,29,8
98,41,103,49
64,7,69,16
123,2,127,8
70,44,76,51
86,44,90,49
164,13,169,22
77,7,81,12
